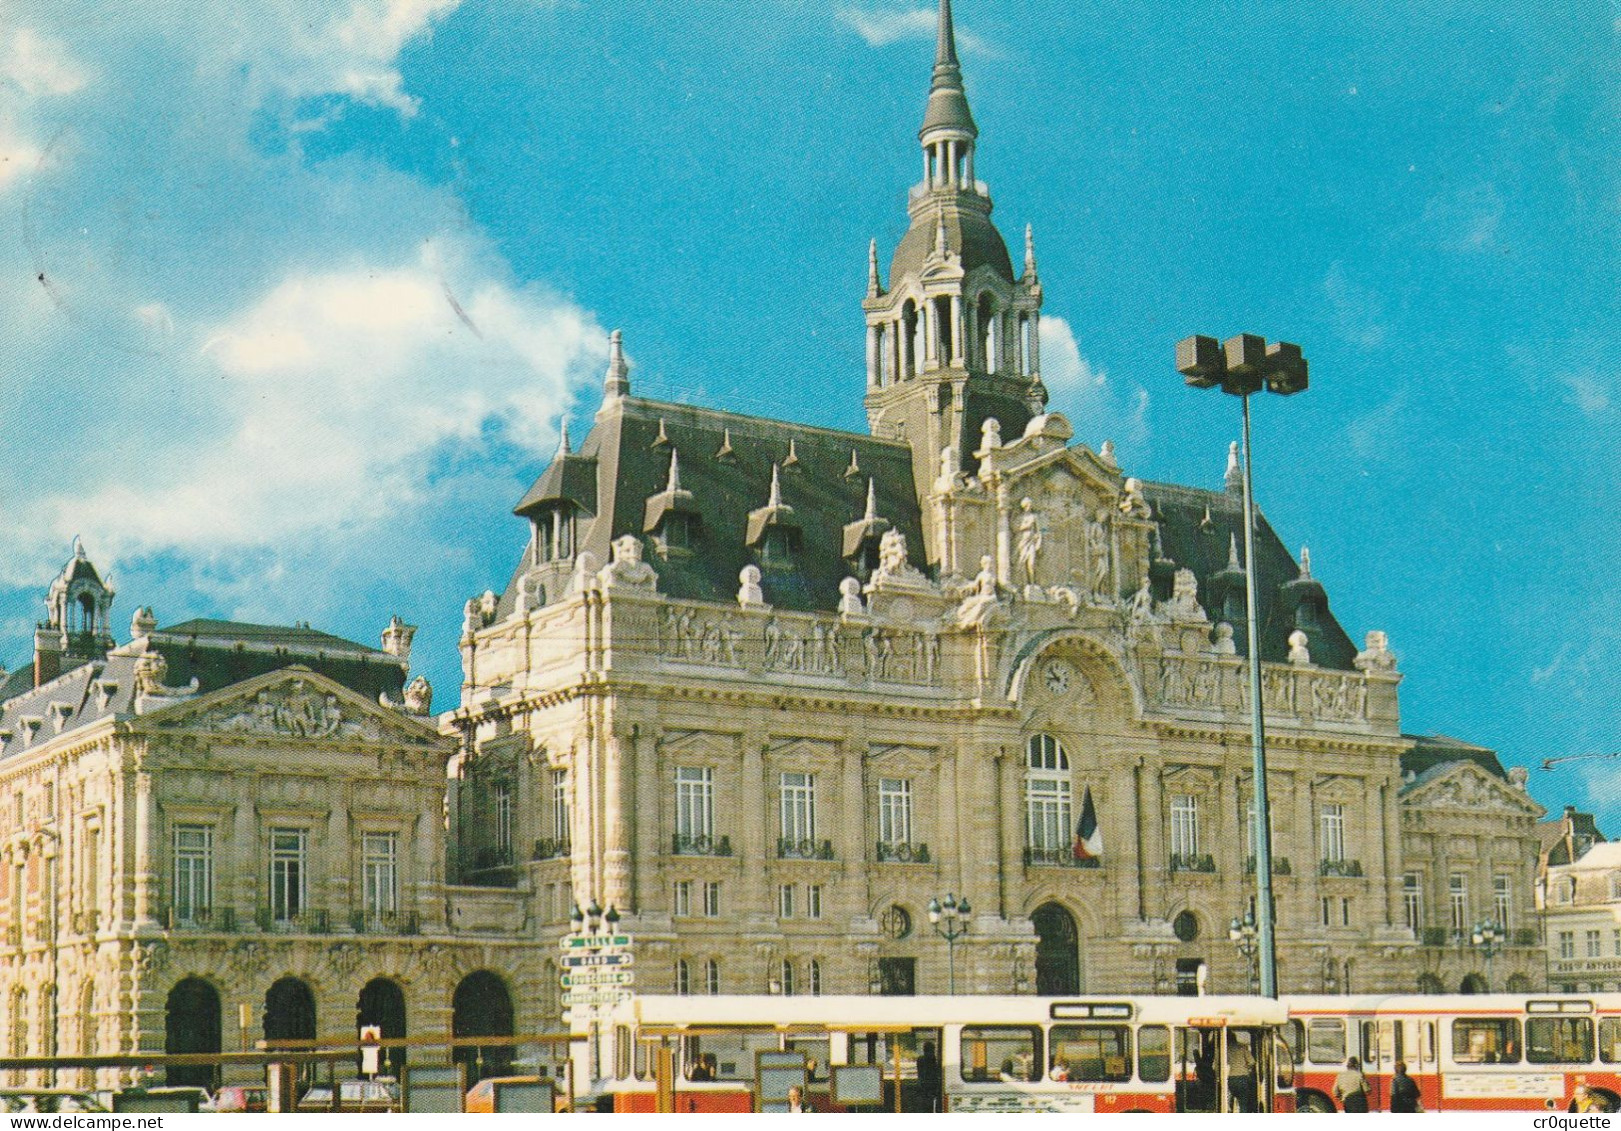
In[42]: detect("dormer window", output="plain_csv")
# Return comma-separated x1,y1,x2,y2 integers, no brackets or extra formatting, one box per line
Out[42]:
760,526,799,567
533,504,576,564
657,512,695,553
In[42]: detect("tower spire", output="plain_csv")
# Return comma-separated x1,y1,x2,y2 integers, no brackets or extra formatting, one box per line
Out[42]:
603,328,630,401
936,0,960,69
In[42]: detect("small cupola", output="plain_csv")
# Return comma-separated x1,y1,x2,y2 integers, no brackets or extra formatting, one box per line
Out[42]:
1280,546,1330,632
1207,534,1249,627
643,449,701,554
513,423,598,565
745,464,801,568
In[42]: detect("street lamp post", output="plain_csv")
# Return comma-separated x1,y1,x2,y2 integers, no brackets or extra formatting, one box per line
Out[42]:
1472,920,1503,993
928,893,971,995
1178,333,1309,1000
1229,911,1260,994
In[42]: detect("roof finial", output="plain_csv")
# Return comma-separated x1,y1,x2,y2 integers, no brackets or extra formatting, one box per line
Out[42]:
72,535,85,559
768,463,784,509
1225,440,1243,492
867,238,881,297
936,0,959,69
603,328,630,400
783,437,801,470
864,477,878,522
1228,534,1241,571
557,420,572,456
666,448,682,494
1300,546,1312,580
845,448,861,479
715,428,737,463
1024,223,1038,278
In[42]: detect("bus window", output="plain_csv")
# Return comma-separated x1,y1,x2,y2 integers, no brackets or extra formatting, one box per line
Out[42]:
1307,1019,1346,1065
684,1032,781,1080
1527,1017,1595,1065
1600,1019,1621,1063
785,1037,831,1082
1452,1019,1521,1064
1274,1030,1296,1090
1419,1021,1435,1066
960,1027,1041,1084
1360,1021,1379,1065
1049,1025,1132,1083
1282,1020,1305,1066
1139,1026,1171,1083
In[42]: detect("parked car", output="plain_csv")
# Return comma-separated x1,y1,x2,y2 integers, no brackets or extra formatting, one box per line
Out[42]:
296,1079,399,1112
465,1076,557,1113
211,1085,268,1113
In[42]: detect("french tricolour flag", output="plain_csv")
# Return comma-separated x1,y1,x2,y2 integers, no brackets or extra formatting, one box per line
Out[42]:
1073,786,1103,861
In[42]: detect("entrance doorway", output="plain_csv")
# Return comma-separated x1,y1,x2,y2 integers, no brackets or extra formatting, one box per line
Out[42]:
452,971,515,1085
1032,903,1079,995
357,978,407,1078
165,978,221,1089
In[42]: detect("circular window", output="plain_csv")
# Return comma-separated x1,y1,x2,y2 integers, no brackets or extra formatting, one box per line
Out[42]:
879,905,913,940
1172,910,1199,942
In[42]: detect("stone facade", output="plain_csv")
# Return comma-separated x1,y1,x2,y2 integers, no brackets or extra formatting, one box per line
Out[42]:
1541,841,1621,992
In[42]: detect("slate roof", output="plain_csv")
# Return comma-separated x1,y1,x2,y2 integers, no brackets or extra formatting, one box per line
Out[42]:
505,396,927,614
1143,480,1359,670
0,620,406,763
1399,733,1508,790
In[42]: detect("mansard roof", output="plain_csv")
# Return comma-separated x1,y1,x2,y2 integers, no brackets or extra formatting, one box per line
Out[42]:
504,396,926,613
1401,732,1507,783
0,619,407,762
1143,480,1359,670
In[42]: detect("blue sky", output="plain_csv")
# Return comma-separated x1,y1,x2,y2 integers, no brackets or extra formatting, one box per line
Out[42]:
1,1,1617,824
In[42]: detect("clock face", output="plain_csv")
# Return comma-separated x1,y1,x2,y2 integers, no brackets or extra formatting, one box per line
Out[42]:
1045,661,1073,694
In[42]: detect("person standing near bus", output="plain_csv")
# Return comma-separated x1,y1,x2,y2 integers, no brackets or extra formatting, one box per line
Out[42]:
1226,1031,1257,1113
1389,1061,1421,1113
916,1042,942,1113
786,1085,810,1113
1334,1057,1370,1113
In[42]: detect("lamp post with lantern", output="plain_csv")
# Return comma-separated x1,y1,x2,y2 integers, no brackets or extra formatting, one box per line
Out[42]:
928,893,971,995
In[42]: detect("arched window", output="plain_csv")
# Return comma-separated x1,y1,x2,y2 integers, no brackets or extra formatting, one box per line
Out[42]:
1018,313,1032,375
779,959,796,997
977,294,998,372
901,302,919,378
1025,735,1072,853
809,959,822,997
675,960,691,996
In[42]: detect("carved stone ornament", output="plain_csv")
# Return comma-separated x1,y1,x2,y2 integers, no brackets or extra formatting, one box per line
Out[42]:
1163,568,1208,624
837,577,866,617
132,651,199,714
659,606,744,668
737,564,767,609
1354,629,1397,672
403,675,433,715
1120,477,1151,519
954,555,1002,627
599,535,658,590
1015,498,1044,586
215,680,381,741
869,530,930,590
1288,630,1312,666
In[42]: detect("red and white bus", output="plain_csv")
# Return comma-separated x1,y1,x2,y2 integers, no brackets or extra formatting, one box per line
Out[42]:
1283,993,1621,1112
579,994,1295,1113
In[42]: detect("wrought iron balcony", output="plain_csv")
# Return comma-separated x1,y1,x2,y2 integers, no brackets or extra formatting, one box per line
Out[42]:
1022,846,1101,869
1169,853,1217,874
672,833,733,857
877,841,931,864
256,907,330,934
1318,858,1364,878
1245,855,1292,876
777,837,835,861
349,909,421,936
531,838,571,861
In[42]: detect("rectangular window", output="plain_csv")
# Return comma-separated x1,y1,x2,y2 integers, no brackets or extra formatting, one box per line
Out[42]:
1588,930,1603,958
1452,1018,1521,1064
706,960,720,995
1402,873,1423,931
361,832,398,916
1600,1019,1621,1063
1341,897,1352,927
172,825,212,922
269,828,307,922
780,773,816,844
1320,803,1345,863
778,884,795,919
494,783,513,860
703,881,720,918
1026,777,1071,851
552,769,570,845
959,1026,1042,1084
807,885,822,919
84,826,100,916
1170,794,1199,859
1527,1017,1595,1065
1307,1019,1347,1065
779,959,795,996
878,778,913,846
1613,928,1620,958
675,767,715,840
673,880,692,917
1560,931,1576,959
1138,1025,1171,1083
1449,874,1468,934
1049,1024,1133,1083
1493,873,1511,927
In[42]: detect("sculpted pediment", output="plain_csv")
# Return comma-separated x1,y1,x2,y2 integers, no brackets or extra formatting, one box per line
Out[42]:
136,667,444,749
1403,763,1542,817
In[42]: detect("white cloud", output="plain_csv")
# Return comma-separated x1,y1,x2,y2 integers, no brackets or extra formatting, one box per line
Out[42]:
1,28,91,97
0,130,42,190
1563,373,1613,416
836,5,1001,57
5,244,604,573
1324,261,1387,349
1039,315,1151,458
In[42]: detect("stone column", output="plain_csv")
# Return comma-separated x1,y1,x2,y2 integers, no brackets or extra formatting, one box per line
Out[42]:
866,325,880,388
740,736,768,913
950,295,963,365
995,484,1012,587
234,796,255,924
602,718,631,913
132,765,157,929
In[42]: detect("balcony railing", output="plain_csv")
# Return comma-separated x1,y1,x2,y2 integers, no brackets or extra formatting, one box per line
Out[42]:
1420,927,1450,947
672,833,733,857
255,907,331,934
164,906,236,932
531,838,571,861
877,841,932,864
1318,858,1365,878
349,909,421,936
777,838,835,861
1245,855,1292,876
1169,853,1217,874
1023,846,1100,869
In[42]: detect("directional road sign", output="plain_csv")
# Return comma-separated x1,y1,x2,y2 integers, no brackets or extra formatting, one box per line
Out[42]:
562,989,631,1008
561,969,635,989
560,934,632,950
560,952,633,969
